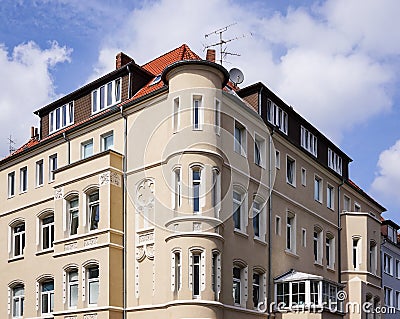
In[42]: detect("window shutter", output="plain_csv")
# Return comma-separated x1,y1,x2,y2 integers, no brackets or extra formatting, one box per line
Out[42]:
63,200,67,232
171,252,175,292
201,251,206,291
82,194,87,227
262,273,267,302
135,260,140,298
63,271,66,304
8,227,11,254
82,267,86,301
216,253,222,299
244,266,248,302
189,253,193,291
36,281,39,311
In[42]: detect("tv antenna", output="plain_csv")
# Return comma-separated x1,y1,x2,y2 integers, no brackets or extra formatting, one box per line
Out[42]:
7,134,16,154
204,23,249,65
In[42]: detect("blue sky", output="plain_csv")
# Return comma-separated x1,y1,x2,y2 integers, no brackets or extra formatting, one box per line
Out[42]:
0,0,399,222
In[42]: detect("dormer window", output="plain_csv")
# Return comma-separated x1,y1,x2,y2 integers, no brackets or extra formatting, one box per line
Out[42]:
328,148,342,175
300,126,317,157
92,78,121,114
266,99,288,134
49,102,74,134
150,74,161,86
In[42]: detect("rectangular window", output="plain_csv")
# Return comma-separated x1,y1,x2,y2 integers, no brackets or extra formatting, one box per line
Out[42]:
20,166,28,193
69,199,79,235
13,223,25,257
233,191,243,230
88,192,100,230
253,273,260,308
82,139,93,159
8,171,15,197
276,282,289,307
310,281,319,306
266,99,288,134
286,156,296,186
328,148,342,175
314,230,322,263
326,236,334,268
41,280,54,314
101,132,114,151
327,185,334,209
396,260,400,278
300,126,317,156
254,134,265,167
174,251,181,292
275,216,281,236
49,154,57,182
192,168,201,213
354,202,361,212
173,97,180,133
88,266,99,305
343,195,350,211
192,253,201,297
253,202,260,238
233,267,241,305
314,176,322,202
215,99,221,134
384,253,393,275
212,251,220,296
174,168,182,210
36,160,44,187
49,102,74,134
353,238,360,269
193,96,202,130
68,271,78,308
286,215,295,251
292,281,306,306
42,215,54,250
301,168,306,186
92,79,121,113
212,168,221,218
12,286,24,317
275,150,280,169
396,291,400,310
302,228,306,247
385,287,393,307
234,121,246,155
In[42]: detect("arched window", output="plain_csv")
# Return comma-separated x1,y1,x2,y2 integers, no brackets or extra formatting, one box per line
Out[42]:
86,265,99,305
67,268,78,308
66,195,79,236
87,190,100,231
12,284,24,317
313,226,323,264
10,221,25,258
232,261,248,307
326,233,335,269
233,185,247,232
40,279,54,314
369,241,377,274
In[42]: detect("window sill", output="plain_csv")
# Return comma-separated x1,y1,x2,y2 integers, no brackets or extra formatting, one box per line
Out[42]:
314,261,323,268
254,237,267,246
7,195,15,199
234,229,249,238
19,190,27,195
327,266,335,272
35,184,44,189
8,255,24,263
254,163,266,169
234,150,247,158
36,248,54,256
286,181,296,188
327,206,335,212
314,199,323,204
284,249,299,258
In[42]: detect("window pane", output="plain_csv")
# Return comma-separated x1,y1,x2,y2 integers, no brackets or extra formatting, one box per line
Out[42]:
70,284,78,307
99,86,105,109
89,281,99,304
107,82,113,106
115,79,121,101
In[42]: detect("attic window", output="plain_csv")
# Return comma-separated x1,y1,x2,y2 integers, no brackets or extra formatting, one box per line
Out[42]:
49,102,74,134
150,75,161,86
92,78,121,114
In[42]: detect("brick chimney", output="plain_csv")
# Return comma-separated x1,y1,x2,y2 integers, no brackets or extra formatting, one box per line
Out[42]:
116,52,134,69
206,49,216,63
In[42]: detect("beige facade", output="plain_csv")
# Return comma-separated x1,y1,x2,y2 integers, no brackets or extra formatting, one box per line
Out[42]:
0,45,385,319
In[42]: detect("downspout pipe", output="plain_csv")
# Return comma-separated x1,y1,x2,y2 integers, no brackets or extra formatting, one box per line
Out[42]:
122,64,131,319
62,132,70,164
337,179,344,285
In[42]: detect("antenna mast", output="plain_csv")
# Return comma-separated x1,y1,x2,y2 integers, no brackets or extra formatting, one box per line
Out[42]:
8,134,16,154
204,23,244,65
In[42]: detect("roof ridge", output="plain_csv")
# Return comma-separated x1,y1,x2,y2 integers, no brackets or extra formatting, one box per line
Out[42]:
142,44,189,71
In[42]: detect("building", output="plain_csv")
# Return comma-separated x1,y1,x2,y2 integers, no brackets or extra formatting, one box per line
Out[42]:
0,44,385,319
381,219,400,318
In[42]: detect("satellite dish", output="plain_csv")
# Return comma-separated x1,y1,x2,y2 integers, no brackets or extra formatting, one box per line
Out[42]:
229,68,244,85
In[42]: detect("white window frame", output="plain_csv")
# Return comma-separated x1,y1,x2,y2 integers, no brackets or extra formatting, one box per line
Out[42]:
215,98,221,135
41,214,54,251
343,195,351,212
212,250,221,300
301,167,306,186
286,213,296,253
173,97,180,133
354,202,361,212
36,159,44,187
172,167,182,210
384,253,393,275
328,148,342,175
233,264,248,307
353,237,362,270
275,150,281,169
189,249,205,299
20,166,28,193
314,175,322,203
49,101,74,134
8,171,15,198
101,131,114,151
301,228,307,247
171,250,182,293
68,269,78,309
88,190,100,231
233,187,247,233
254,133,266,168
300,126,317,157
68,197,79,236
12,285,24,318
41,280,54,315
212,168,221,218
313,228,323,264
234,120,247,156
252,198,266,241
369,242,377,275
275,215,281,236
13,223,25,258
92,78,121,114
81,139,94,159
266,99,288,134
49,154,57,182
191,165,204,214
87,265,99,305
327,184,334,210
326,234,335,269
385,286,393,307
286,156,296,186
192,95,203,130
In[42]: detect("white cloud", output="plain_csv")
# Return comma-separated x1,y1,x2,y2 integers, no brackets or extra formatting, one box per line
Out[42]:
371,140,400,203
88,0,398,145
0,41,72,157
